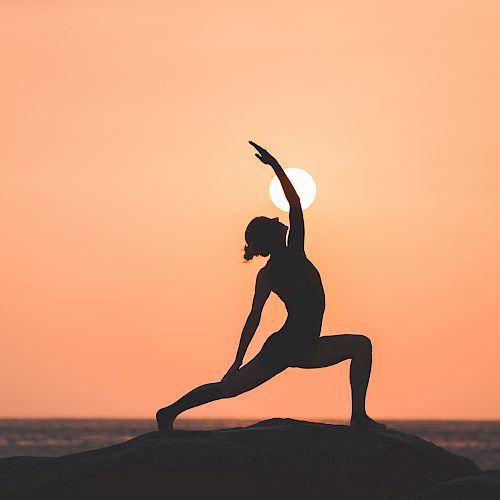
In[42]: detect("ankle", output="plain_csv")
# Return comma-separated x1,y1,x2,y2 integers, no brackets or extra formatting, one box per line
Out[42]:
157,405,177,418
351,411,368,420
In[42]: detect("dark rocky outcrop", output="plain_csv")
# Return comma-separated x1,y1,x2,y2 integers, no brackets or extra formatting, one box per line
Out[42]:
405,469,500,500
0,418,491,500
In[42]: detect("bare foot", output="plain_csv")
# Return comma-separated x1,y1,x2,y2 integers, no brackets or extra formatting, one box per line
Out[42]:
350,414,386,430
156,407,176,432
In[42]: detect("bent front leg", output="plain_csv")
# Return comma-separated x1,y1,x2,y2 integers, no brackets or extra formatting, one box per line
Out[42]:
294,334,376,421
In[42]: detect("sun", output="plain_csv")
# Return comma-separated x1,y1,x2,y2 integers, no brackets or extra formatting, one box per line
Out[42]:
269,168,317,211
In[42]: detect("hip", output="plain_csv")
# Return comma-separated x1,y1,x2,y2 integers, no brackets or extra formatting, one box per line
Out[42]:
277,324,321,345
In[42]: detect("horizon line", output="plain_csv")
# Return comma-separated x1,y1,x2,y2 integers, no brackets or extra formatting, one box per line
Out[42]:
1,416,500,422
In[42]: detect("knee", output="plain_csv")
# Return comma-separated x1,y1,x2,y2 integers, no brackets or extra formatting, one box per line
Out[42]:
356,335,372,354
219,380,237,398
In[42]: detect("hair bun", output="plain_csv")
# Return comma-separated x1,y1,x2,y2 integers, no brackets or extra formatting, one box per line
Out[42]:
243,244,255,261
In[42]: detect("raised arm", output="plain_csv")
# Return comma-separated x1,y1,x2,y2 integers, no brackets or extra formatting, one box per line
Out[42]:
249,141,305,254
221,267,271,380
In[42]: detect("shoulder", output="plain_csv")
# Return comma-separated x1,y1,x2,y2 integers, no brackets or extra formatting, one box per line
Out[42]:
253,266,272,301
256,264,273,288
257,264,270,281
285,246,307,259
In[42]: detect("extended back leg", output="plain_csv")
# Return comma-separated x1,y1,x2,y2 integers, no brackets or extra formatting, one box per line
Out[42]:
157,351,285,431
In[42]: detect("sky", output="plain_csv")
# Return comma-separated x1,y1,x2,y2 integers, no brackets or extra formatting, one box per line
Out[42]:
1,1,499,420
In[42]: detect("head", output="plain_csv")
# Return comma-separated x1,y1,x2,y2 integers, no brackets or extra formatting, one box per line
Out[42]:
243,216,288,261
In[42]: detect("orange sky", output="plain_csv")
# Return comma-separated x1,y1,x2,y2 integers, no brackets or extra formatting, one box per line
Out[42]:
1,1,499,420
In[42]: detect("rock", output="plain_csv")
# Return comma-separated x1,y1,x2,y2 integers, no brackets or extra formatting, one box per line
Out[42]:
0,418,483,500
405,469,500,500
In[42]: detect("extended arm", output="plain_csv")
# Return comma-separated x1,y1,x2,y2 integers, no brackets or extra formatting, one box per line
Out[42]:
221,268,270,380
249,141,299,207
249,141,305,253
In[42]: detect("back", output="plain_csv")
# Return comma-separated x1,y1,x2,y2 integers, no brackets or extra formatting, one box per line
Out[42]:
265,250,324,305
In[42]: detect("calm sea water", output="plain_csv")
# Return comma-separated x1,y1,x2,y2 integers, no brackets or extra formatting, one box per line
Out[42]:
0,419,499,471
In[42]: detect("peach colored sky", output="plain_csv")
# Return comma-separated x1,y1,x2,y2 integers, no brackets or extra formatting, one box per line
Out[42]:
1,1,499,419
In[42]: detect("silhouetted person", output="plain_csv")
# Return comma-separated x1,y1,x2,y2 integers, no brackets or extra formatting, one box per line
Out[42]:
156,141,386,431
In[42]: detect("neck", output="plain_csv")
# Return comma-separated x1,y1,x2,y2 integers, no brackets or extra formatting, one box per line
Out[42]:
270,246,287,260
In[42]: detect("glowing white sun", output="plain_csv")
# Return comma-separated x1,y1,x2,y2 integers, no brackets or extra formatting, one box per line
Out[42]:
269,168,317,211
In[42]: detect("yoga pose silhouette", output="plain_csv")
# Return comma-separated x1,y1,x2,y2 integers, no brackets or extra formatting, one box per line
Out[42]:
156,141,385,431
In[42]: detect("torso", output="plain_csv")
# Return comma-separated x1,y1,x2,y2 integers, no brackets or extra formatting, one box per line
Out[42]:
264,250,325,334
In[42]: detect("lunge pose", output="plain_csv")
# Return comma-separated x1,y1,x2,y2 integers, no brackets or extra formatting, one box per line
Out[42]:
156,141,385,431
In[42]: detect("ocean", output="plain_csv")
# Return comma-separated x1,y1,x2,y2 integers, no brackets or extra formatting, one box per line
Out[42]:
0,419,499,471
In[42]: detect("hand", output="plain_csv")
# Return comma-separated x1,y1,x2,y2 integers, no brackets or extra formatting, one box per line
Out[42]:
249,141,278,167
221,361,241,382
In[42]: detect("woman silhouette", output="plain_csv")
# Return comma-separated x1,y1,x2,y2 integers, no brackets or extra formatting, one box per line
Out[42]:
156,141,385,431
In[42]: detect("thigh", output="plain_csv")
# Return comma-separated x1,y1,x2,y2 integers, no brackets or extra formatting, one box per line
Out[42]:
222,348,287,397
294,334,366,369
